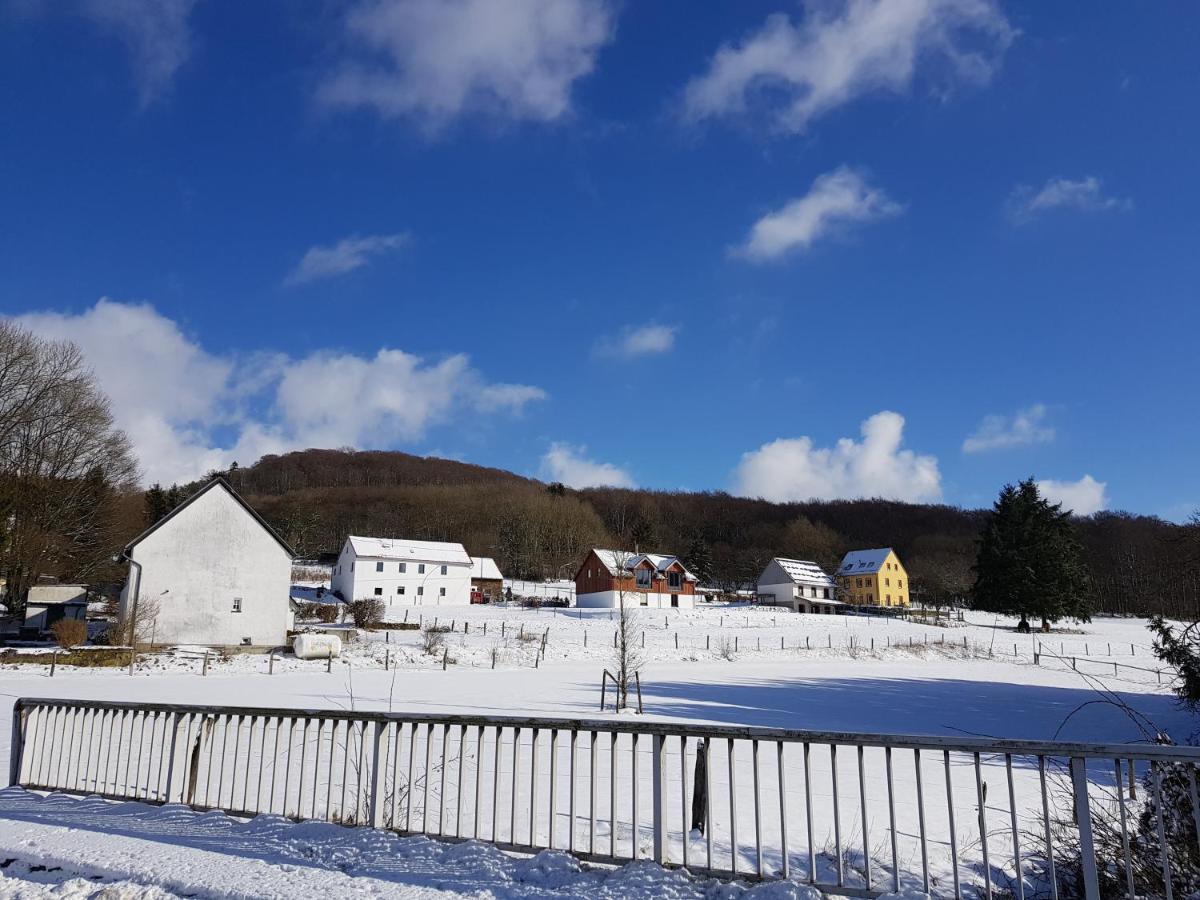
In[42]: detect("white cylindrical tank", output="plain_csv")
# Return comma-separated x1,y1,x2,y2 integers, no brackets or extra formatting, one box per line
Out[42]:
293,633,342,660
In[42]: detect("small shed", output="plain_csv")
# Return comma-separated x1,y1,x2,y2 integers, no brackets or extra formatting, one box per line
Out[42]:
470,557,504,602
24,584,89,634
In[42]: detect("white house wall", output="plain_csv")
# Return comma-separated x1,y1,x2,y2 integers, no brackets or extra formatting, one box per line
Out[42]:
576,590,696,610
332,543,472,606
119,486,292,647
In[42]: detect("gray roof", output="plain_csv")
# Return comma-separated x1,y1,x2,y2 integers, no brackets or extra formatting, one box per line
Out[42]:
836,548,895,576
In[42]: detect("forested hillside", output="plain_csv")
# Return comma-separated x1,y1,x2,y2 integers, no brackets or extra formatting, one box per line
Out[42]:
168,448,1200,619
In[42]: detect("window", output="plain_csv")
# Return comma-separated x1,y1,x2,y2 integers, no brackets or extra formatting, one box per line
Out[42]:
898,580,903,588
639,593,649,606
399,563,407,573
671,594,679,608
418,564,426,575
885,578,890,586
397,586,405,595
439,587,446,597
856,578,862,588
374,587,383,596
376,561,384,572
635,568,652,589
668,571,682,589
232,597,242,613
440,565,447,575
351,562,355,572
823,588,830,599
865,577,872,586
417,587,424,596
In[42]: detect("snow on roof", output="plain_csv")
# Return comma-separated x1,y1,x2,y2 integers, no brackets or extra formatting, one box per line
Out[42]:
772,558,835,587
470,556,503,580
591,549,698,581
346,536,471,566
836,548,894,575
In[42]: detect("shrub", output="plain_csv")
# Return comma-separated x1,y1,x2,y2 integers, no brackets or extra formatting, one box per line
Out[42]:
50,618,87,649
315,604,340,624
294,602,322,621
422,625,446,656
348,598,384,628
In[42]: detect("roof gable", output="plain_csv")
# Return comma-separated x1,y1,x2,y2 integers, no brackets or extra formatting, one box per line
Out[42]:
586,548,698,582
125,478,294,558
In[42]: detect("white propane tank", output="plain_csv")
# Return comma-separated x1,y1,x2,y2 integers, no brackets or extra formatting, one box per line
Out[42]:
293,633,342,660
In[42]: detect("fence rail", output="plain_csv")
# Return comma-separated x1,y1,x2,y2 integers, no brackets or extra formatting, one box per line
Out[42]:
9,697,1200,899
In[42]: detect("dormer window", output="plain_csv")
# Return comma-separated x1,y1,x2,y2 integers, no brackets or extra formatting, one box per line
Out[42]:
635,568,652,589
668,571,682,589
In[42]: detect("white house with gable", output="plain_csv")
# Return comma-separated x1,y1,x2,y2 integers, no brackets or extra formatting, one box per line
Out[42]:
331,536,473,606
119,478,294,648
756,558,839,614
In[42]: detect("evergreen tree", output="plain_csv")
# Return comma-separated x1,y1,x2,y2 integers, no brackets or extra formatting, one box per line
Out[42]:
143,483,170,527
684,536,715,585
971,478,1092,631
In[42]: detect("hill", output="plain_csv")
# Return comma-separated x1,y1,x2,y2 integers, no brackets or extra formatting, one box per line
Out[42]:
168,448,1199,617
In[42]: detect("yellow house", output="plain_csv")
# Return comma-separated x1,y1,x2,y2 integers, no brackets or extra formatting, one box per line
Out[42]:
835,548,910,608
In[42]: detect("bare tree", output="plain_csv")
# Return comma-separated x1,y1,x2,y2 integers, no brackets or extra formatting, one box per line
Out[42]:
0,322,139,617
610,549,644,711
115,590,161,649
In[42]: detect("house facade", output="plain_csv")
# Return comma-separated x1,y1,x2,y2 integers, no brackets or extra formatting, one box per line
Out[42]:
574,548,698,609
119,478,294,648
756,558,839,614
331,536,473,606
470,556,504,602
835,548,910,608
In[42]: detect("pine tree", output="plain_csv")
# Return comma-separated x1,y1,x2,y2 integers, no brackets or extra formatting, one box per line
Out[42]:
971,478,1092,631
143,484,169,527
684,536,715,585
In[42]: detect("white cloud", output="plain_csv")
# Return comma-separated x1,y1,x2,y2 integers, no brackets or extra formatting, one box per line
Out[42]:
317,0,616,130
963,404,1054,453
285,233,410,286
1008,176,1131,223
33,0,199,106
733,410,941,503
736,166,902,261
682,0,1013,133
540,442,634,489
594,324,678,358
13,300,545,485
1037,475,1108,516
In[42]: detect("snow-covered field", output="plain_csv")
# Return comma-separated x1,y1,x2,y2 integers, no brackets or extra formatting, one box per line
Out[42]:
0,606,1187,898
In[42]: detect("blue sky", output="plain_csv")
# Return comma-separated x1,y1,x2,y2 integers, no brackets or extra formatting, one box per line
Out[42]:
2,1,1198,518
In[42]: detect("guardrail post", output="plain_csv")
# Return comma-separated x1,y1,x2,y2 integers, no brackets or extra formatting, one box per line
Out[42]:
8,701,25,787
1070,757,1101,900
369,720,387,828
653,733,667,864
163,712,180,802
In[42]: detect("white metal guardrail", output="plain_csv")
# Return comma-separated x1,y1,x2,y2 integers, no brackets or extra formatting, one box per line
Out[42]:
8,698,1199,899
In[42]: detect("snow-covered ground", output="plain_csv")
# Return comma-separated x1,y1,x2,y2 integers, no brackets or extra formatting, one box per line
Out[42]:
0,606,1188,898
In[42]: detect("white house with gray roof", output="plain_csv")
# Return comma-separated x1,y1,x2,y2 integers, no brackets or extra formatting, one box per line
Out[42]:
331,536,473,606
756,558,839,614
